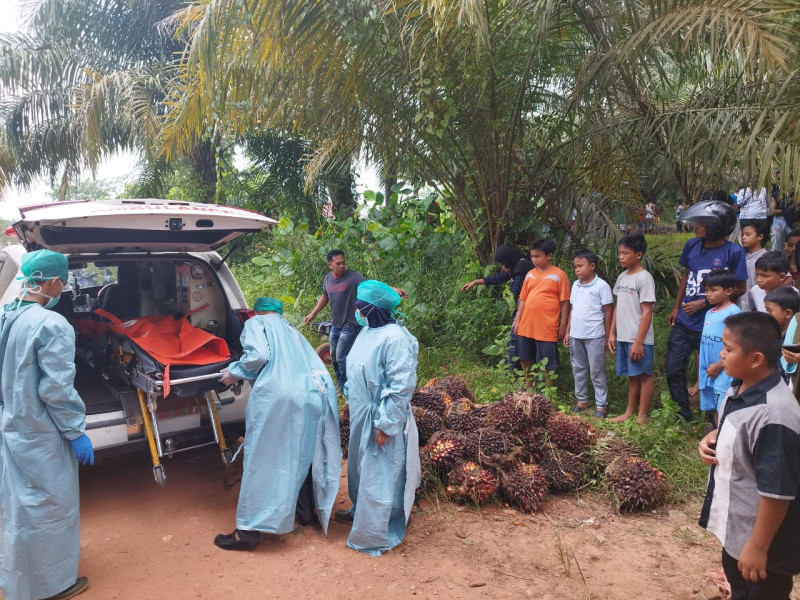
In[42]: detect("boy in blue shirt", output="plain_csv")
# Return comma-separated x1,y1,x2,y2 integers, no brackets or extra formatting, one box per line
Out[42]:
698,269,741,426
764,286,800,388
563,250,613,418
669,201,747,420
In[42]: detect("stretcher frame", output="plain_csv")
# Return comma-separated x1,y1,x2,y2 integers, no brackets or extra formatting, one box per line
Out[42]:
131,367,233,487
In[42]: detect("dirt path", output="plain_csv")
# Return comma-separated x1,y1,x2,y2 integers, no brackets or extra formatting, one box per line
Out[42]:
70,447,721,600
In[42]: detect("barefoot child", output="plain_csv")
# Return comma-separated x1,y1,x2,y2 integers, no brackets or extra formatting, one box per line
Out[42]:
607,234,655,424
563,250,613,418
698,270,741,426
512,239,570,390
698,312,800,599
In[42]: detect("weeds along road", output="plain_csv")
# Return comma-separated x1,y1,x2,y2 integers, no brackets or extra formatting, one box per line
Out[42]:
72,446,720,600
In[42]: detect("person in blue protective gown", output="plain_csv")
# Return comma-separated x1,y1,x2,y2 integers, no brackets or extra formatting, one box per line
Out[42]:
335,280,421,556
0,249,94,600
215,297,341,550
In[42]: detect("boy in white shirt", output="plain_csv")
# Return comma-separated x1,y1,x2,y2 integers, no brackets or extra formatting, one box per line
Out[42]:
564,250,613,418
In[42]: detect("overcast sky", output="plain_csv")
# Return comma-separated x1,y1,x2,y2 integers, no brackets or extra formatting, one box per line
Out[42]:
0,0,379,222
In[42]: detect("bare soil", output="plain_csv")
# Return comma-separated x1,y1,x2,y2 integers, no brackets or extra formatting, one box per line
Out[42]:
61,447,727,600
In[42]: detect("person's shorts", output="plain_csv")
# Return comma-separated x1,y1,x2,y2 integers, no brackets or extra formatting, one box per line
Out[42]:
517,336,559,370
615,342,654,376
700,387,725,412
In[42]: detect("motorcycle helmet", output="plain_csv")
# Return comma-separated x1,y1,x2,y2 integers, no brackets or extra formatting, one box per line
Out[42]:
679,200,737,242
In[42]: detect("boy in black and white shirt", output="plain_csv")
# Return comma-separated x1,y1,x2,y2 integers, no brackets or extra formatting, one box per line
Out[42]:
698,312,800,599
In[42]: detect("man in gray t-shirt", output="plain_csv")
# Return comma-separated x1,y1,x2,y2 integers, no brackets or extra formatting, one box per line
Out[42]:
304,250,366,391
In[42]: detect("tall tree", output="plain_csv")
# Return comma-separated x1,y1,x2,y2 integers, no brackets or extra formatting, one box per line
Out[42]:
161,0,800,260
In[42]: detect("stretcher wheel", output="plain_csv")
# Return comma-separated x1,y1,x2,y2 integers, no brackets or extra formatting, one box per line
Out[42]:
153,465,166,487
316,342,331,366
221,447,233,469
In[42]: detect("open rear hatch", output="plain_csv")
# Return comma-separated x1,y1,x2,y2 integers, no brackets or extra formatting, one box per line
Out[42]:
12,198,276,253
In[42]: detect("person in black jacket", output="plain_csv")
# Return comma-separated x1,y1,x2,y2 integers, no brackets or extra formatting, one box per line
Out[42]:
461,244,534,372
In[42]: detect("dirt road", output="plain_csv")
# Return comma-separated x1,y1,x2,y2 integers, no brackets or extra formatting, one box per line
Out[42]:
70,446,720,600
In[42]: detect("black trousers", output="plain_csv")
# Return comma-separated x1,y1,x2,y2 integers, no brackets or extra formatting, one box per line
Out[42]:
295,466,316,526
722,549,793,600
665,322,702,420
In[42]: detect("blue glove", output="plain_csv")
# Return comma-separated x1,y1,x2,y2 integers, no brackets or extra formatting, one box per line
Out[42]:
70,434,95,466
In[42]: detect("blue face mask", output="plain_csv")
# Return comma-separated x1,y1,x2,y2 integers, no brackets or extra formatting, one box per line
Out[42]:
354,309,368,327
43,295,60,309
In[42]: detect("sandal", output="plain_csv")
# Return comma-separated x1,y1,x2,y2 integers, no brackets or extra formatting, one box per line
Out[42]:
43,577,89,600
214,529,260,551
593,408,608,418
572,403,590,414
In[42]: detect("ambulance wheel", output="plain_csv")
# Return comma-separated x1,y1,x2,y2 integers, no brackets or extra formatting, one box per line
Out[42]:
316,343,331,366
221,448,233,469
153,465,166,488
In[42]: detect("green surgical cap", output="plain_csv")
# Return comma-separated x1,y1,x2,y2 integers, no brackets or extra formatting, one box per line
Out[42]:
20,249,69,282
356,280,401,310
254,297,283,314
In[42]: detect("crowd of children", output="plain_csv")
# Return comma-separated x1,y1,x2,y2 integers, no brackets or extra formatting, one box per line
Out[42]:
503,197,800,599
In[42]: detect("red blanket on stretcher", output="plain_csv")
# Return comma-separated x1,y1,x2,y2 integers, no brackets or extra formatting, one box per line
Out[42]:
73,308,230,397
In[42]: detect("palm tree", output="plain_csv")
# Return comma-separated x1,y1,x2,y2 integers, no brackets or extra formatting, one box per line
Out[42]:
159,0,799,260
0,0,221,200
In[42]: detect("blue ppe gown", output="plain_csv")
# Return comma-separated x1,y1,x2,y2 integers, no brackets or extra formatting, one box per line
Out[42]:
228,314,341,535
0,303,87,600
343,323,421,556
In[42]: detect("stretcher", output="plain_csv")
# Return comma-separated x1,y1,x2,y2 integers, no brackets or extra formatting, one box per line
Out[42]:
74,309,236,487
128,357,234,487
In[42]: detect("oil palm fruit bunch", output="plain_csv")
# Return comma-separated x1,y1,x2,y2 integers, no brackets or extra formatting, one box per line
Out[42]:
464,428,510,462
500,463,549,513
512,426,547,463
445,398,481,433
605,457,670,512
413,406,444,445
427,430,466,470
339,409,350,458
418,447,439,492
446,460,499,504
539,444,584,492
488,392,553,433
483,446,527,472
546,413,595,453
471,403,493,421
427,375,475,402
411,390,448,416
592,431,640,470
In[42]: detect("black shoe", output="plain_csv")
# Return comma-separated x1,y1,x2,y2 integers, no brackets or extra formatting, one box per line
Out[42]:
334,509,354,523
214,529,260,551
297,512,320,527
43,577,89,600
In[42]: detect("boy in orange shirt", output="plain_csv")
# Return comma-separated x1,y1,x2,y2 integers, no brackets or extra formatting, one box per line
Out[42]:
512,238,570,389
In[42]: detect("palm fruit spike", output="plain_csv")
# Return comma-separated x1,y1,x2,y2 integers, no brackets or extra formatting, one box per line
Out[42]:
546,412,595,454
445,398,480,433
429,375,475,402
500,463,548,513
513,426,547,463
427,431,466,470
413,406,444,446
539,444,584,493
411,390,448,416
339,409,350,458
446,461,499,504
464,428,510,462
605,456,670,512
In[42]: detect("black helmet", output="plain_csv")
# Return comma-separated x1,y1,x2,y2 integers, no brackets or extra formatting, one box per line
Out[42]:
679,200,737,242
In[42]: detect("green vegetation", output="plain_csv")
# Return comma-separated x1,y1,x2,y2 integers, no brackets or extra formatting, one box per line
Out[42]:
234,201,708,503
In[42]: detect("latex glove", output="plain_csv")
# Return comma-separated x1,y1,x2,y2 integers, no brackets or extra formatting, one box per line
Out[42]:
70,434,95,466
